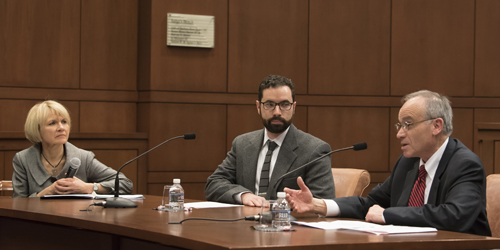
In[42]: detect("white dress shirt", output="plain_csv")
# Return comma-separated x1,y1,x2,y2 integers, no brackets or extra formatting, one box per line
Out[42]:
233,127,290,203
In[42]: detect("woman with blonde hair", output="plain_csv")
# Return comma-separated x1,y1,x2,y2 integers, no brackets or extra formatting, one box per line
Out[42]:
12,100,133,198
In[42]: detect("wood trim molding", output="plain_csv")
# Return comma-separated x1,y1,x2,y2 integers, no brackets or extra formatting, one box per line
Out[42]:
474,122,500,176
0,132,148,140
139,91,500,108
0,87,138,102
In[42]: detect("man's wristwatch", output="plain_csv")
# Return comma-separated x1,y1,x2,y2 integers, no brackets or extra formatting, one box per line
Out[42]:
93,183,98,193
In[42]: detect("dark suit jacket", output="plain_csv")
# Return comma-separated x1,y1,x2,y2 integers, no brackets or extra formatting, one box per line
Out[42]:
335,138,491,236
205,124,335,202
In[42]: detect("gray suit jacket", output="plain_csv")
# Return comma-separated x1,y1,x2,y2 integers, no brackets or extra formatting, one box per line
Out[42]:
205,124,335,203
12,142,133,198
335,138,491,236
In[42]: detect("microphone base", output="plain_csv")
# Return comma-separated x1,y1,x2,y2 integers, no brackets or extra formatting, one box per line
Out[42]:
104,197,138,208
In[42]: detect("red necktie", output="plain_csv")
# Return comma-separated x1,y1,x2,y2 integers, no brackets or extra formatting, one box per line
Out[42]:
408,165,427,207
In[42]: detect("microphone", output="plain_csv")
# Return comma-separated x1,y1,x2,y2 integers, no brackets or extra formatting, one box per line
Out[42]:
245,211,297,224
273,142,367,188
65,157,81,178
245,211,274,224
104,133,196,208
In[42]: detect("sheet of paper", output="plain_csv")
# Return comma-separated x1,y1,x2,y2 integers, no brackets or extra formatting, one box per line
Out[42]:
41,194,94,199
293,220,437,235
184,201,243,209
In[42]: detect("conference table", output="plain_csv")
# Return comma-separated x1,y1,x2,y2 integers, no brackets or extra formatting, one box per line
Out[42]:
1,195,499,250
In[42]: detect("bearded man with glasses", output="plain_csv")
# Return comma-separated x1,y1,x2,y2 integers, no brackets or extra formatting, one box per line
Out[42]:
285,90,491,236
205,75,335,206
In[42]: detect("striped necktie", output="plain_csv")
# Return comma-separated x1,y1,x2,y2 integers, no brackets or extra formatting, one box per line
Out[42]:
408,165,427,207
258,140,278,197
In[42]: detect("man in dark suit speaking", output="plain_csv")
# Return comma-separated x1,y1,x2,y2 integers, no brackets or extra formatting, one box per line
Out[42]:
285,90,491,236
205,75,335,206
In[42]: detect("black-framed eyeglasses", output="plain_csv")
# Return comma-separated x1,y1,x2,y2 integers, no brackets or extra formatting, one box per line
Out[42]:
395,118,436,132
260,101,293,111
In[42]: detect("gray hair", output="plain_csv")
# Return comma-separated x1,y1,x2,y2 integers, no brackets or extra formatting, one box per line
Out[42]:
402,90,453,136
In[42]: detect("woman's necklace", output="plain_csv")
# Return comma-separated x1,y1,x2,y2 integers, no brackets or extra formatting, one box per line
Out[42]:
41,149,65,175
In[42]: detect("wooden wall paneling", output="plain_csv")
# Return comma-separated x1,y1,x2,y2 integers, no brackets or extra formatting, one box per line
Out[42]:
475,109,500,124
0,100,41,132
474,109,500,175
3,151,15,181
391,0,475,96
495,141,500,174
79,102,136,133
0,0,80,88
474,108,500,171
475,0,500,97
146,0,228,92
81,0,138,91
137,0,152,91
0,87,139,103
293,106,308,134
92,150,138,194
308,107,390,172
226,105,264,151
147,103,227,172
148,183,206,201
474,122,500,176
62,101,81,133
137,103,151,134
0,100,80,133
148,171,212,200
370,172,392,185
227,0,308,94
389,107,402,169
452,108,474,150
308,0,391,95
475,128,495,175
148,172,211,184
0,138,32,151
0,152,4,180
474,108,500,173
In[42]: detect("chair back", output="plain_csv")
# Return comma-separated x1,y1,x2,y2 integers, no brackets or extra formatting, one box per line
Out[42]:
331,168,370,198
487,174,500,237
0,180,13,196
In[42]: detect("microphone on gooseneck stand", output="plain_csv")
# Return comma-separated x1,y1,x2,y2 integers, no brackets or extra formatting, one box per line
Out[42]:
273,142,367,188
102,133,196,208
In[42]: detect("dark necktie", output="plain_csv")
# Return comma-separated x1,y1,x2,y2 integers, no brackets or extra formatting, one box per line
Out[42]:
258,140,278,197
408,165,427,207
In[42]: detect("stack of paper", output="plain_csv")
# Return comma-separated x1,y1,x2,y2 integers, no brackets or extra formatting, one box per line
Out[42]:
293,220,437,235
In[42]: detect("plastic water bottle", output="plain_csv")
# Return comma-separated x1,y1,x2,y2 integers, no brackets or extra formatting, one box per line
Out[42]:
272,192,291,230
169,179,184,212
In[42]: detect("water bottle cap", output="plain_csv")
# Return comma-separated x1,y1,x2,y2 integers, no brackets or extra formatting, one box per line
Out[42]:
277,192,286,198
173,179,180,184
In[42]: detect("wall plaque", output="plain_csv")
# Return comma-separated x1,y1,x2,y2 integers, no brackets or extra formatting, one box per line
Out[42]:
167,13,215,48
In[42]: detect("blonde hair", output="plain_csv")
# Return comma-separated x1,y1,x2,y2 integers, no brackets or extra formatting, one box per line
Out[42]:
24,100,71,144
